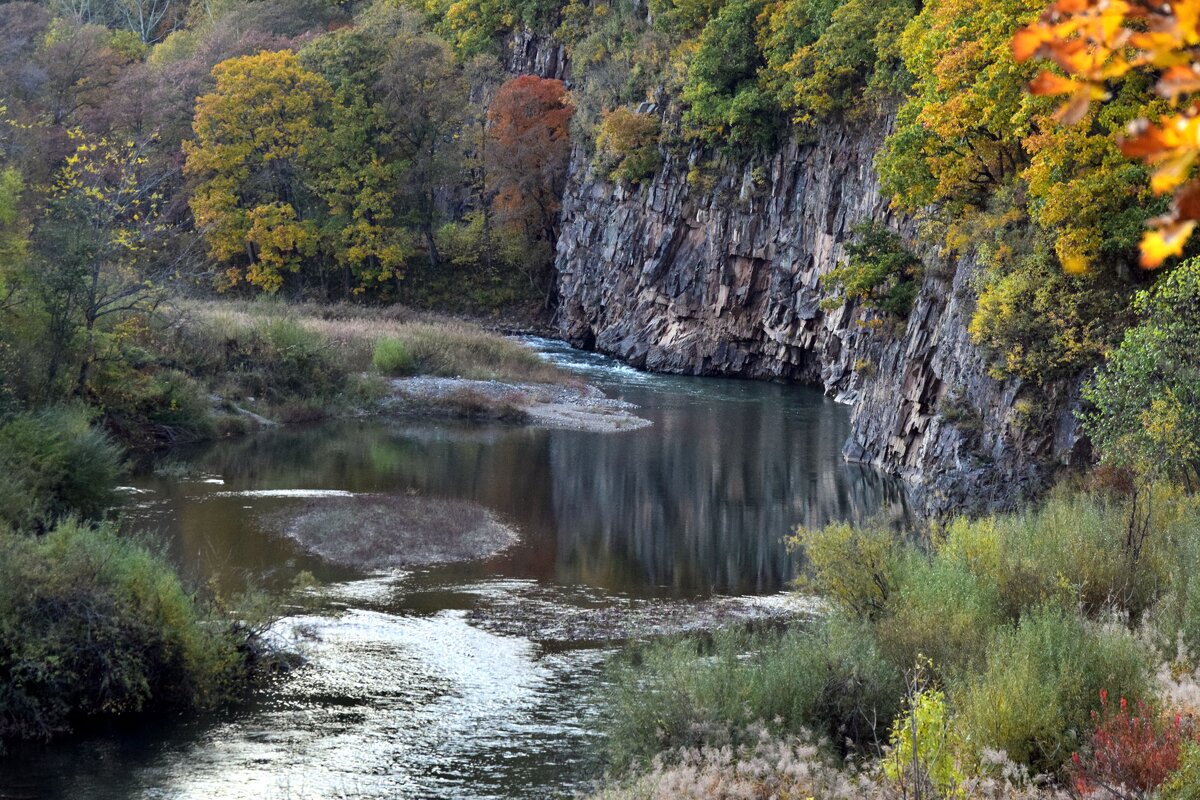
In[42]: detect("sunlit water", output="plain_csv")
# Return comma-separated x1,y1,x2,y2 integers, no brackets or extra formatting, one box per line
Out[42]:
0,339,909,800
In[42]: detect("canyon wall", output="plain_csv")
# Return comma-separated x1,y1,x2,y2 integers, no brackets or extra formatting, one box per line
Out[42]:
551,116,1091,514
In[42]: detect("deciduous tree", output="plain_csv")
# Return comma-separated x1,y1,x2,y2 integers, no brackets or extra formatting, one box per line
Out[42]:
184,50,332,292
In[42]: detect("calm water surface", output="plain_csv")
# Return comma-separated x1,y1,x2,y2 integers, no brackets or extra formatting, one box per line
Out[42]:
0,339,908,800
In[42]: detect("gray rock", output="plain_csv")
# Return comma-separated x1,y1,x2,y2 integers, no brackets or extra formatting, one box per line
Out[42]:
551,112,1088,516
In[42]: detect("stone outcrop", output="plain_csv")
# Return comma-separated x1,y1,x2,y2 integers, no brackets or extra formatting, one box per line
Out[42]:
551,117,1090,514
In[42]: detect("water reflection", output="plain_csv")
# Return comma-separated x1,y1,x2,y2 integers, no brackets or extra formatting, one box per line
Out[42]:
141,351,908,599
0,340,910,799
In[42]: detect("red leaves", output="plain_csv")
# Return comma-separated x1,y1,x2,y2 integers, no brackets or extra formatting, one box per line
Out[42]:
1071,691,1195,795
487,76,574,242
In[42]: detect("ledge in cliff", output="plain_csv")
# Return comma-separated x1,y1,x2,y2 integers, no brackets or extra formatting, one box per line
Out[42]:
551,117,1090,515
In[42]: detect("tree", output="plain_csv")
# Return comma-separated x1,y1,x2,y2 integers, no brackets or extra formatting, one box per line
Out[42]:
34,132,175,396
681,0,780,151
877,0,1046,216
1081,259,1200,488
184,50,332,293
375,32,470,271
301,29,413,293
761,0,914,127
1015,0,1200,269
487,75,573,301
595,107,662,184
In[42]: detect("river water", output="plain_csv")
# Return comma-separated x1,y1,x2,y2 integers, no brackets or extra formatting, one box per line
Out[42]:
0,339,908,800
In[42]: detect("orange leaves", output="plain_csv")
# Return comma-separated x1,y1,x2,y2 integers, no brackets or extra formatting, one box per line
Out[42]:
1015,0,1200,268
1140,220,1196,267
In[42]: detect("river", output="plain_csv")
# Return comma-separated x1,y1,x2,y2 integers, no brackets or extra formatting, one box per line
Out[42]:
0,338,908,800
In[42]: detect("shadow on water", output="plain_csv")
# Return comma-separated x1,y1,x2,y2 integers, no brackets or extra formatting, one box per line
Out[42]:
0,339,910,800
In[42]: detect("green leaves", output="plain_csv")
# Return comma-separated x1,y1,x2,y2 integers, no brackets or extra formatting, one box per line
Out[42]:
1081,259,1200,484
822,221,921,320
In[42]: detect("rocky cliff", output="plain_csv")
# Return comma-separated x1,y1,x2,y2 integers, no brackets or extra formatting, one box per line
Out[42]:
551,116,1091,514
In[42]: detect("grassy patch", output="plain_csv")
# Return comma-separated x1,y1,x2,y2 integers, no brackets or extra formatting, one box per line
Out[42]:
599,488,1200,793
180,300,567,384
0,406,124,532
0,520,279,742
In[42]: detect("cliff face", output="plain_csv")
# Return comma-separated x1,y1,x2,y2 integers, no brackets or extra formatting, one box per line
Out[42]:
551,117,1090,514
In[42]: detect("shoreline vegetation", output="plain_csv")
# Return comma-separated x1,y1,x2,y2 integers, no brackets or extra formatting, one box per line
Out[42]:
0,295,647,751
586,485,1200,799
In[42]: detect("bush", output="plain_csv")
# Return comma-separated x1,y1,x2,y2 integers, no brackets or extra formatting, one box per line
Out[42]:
1163,742,1200,800
1070,693,1193,797
0,407,123,532
822,221,921,320
936,490,1172,625
884,688,970,797
790,518,901,619
955,608,1152,773
372,338,417,376
603,618,903,768
875,555,1004,676
595,108,663,184
0,521,266,741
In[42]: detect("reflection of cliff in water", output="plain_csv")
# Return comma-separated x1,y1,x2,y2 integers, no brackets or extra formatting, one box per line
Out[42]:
144,374,908,599
546,383,910,597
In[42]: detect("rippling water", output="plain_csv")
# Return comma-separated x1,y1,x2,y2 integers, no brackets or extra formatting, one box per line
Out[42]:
0,340,909,800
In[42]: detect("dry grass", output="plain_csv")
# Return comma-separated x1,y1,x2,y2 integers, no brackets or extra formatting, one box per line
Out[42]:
587,725,1068,800
179,299,567,384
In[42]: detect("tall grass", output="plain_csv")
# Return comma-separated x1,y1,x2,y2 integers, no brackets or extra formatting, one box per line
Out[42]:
180,300,567,384
0,520,273,741
600,488,1200,792
604,618,903,769
0,406,124,532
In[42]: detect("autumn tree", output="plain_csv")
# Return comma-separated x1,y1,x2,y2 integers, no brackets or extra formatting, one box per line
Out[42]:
184,50,332,293
487,75,573,300
375,31,470,270
595,107,662,184
1014,0,1200,269
34,132,174,395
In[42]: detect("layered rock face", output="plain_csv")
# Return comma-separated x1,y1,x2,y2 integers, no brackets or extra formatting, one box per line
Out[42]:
552,117,1090,514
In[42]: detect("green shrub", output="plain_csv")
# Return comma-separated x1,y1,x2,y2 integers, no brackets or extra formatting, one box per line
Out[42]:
603,617,903,768
875,555,1004,677
595,108,663,184
955,607,1152,773
1163,742,1200,800
937,490,1170,624
0,407,123,532
822,221,921,320
1141,491,1200,658
0,520,266,741
790,518,901,619
372,338,417,376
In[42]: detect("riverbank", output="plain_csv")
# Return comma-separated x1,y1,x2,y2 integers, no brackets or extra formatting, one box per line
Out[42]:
587,486,1200,799
163,300,649,437
386,376,651,432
